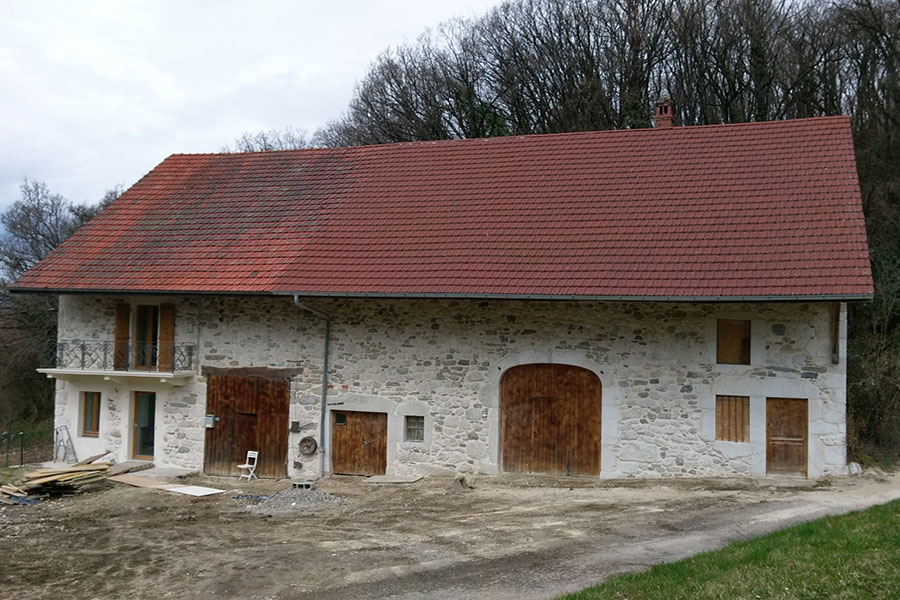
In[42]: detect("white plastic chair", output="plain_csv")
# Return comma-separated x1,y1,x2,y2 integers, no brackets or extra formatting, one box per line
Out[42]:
238,450,259,480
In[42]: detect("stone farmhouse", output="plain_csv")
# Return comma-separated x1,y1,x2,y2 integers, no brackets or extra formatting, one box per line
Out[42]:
12,110,872,480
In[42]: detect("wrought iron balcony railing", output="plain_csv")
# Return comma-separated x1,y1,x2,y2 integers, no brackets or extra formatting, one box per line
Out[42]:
45,341,195,373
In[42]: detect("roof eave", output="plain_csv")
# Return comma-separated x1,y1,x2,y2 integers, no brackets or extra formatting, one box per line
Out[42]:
8,286,875,302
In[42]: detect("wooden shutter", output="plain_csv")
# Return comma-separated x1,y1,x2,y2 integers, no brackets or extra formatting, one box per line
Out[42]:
716,395,750,442
113,304,130,370
158,303,175,371
717,319,751,364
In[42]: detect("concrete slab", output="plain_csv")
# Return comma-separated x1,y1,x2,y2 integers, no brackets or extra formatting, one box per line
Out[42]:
109,474,172,488
132,466,197,479
364,475,423,484
107,461,153,476
109,474,224,496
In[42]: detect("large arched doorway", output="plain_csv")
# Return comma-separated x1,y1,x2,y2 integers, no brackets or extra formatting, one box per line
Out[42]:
500,363,602,476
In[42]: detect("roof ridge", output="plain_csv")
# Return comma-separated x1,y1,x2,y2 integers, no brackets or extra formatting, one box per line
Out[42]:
167,115,852,158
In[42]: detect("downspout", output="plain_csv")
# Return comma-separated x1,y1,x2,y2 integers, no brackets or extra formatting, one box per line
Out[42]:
292,294,331,476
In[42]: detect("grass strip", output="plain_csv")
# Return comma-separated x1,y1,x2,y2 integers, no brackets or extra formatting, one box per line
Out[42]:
561,500,900,600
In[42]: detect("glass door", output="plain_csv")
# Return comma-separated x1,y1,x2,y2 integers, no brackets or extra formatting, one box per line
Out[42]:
133,391,156,459
134,305,159,370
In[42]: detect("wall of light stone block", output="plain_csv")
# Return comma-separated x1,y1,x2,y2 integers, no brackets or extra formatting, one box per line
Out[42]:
53,294,848,478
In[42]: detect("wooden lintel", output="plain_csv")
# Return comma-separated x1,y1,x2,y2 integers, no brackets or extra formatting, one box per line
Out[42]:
201,366,302,379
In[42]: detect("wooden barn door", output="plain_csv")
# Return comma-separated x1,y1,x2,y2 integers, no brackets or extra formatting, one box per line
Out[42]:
204,375,289,478
331,410,387,476
766,398,808,475
501,364,602,477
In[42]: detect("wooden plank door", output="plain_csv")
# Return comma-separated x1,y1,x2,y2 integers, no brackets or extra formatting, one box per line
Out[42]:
766,398,808,475
331,410,388,476
204,375,233,476
501,364,602,477
230,377,259,474
255,377,289,479
204,375,289,478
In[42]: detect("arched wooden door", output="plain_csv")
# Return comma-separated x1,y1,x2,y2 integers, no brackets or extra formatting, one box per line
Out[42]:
501,364,602,476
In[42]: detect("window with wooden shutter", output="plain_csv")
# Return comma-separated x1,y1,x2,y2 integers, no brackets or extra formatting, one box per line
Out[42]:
113,304,131,370
717,319,751,364
716,395,750,442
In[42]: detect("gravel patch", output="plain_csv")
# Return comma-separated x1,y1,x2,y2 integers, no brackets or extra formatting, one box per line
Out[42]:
245,487,341,515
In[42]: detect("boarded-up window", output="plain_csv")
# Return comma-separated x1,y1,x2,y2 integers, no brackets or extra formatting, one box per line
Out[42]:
717,319,751,364
82,391,101,437
716,395,750,442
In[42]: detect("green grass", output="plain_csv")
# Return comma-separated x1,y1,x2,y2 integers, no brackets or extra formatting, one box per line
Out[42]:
0,465,26,486
561,500,900,600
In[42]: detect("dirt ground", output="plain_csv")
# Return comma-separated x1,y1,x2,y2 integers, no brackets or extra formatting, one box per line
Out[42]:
2,470,899,600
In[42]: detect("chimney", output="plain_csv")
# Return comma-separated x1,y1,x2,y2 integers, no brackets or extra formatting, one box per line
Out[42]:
655,95,674,128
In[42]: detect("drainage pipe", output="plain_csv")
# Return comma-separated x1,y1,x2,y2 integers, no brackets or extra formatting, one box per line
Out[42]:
292,294,331,477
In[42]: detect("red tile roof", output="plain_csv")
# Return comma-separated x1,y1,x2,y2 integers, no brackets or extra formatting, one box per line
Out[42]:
12,116,873,299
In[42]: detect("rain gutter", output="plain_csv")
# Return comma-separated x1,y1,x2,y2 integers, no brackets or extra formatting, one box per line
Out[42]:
292,294,331,477
9,287,874,302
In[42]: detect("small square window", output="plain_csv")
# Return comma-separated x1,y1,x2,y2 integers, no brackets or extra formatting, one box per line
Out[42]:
716,395,750,442
404,415,425,442
82,391,101,437
717,319,751,364
334,412,347,426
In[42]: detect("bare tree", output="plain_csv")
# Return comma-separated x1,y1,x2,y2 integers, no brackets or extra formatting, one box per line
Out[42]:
0,180,114,426
221,125,310,152
0,179,80,281
69,184,123,230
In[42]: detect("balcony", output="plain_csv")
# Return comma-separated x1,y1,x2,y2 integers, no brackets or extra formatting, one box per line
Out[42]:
38,341,196,384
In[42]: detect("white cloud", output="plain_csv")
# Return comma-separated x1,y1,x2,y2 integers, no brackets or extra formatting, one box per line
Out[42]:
0,0,500,210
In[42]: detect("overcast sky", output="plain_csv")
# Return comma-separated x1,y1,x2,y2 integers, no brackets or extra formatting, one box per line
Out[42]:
0,0,502,212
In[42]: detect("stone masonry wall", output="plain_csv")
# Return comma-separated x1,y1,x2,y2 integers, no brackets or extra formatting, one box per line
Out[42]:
54,295,847,478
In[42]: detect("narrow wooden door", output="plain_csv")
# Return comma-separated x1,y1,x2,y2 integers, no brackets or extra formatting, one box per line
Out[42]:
255,377,290,479
204,375,234,476
204,375,289,478
331,410,388,476
766,398,808,475
501,364,602,476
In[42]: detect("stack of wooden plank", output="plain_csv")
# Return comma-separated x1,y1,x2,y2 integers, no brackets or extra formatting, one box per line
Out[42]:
0,483,34,505
1,457,112,504
18,463,111,495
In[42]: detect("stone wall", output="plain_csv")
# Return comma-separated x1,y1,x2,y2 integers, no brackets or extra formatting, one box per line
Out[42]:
53,295,848,478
